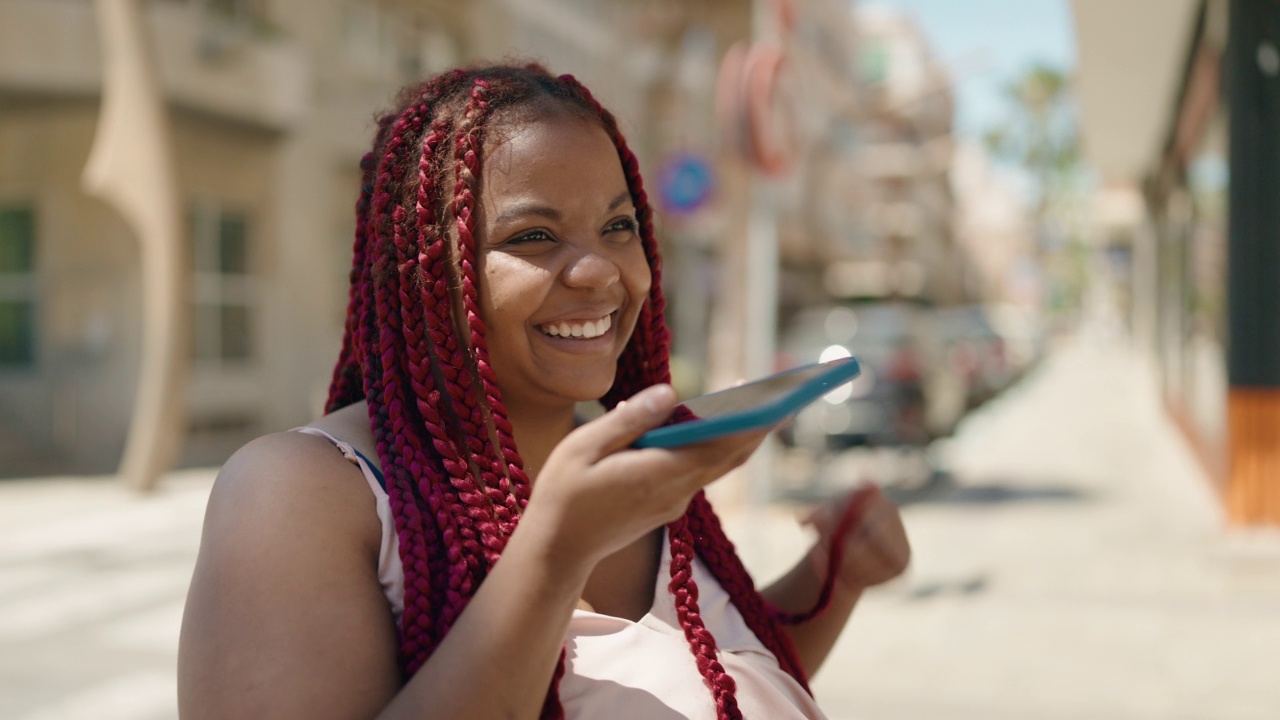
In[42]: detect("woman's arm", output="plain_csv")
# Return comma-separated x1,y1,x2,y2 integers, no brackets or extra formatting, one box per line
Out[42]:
178,385,770,720
759,484,910,677
178,430,596,720
178,431,407,719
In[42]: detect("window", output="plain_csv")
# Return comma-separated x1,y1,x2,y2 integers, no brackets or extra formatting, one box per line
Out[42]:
0,206,37,368
191,204,256,365
342,2,396,75
341,2,454,81
196,0,266,22
859,43,889,85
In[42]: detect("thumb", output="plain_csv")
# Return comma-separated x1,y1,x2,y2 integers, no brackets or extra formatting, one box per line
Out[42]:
568,384,678,460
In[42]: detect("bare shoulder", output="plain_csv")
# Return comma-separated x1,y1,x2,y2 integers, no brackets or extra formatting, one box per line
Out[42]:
206,429,379,556
178,429,399,719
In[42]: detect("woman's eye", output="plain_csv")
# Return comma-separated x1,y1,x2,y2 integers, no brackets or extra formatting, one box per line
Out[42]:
508,229,553,246
606,217,639,235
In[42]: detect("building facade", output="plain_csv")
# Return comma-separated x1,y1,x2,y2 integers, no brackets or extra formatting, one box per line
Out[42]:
1,0,974,479
1074,0,1280,525
0,0,758,475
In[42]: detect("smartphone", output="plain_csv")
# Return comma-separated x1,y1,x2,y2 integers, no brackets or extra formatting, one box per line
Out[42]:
633,356,861,448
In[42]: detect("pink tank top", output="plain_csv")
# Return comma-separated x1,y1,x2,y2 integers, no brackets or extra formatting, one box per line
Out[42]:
297,427,828,720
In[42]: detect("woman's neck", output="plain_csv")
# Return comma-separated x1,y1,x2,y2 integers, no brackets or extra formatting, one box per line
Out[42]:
503,401,579,483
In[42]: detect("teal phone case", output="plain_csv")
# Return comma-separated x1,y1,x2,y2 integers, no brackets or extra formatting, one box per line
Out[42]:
633,356,861,448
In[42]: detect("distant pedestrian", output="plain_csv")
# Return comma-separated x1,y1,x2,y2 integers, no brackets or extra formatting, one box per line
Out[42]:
177,62,909,720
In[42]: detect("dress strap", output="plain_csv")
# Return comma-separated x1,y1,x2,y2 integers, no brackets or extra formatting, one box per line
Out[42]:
293,427,385,491
292,426,405,622
350,447,386,490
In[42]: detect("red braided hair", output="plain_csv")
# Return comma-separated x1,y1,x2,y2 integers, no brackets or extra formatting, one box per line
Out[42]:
326,63,815,718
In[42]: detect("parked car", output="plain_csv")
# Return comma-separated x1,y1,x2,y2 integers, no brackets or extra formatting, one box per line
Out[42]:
932,305,1014,410
984,303,1047,378
776,302,966,453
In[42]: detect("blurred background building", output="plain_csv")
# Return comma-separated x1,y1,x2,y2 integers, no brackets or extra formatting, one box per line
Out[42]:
5,0,1272,528
1073,0,1280,524
0,0,755,472
0,0,994,475
7,3,1280,719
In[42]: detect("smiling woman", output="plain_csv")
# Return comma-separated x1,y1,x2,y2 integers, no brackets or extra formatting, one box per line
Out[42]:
176,63,909,720
478,117,651,419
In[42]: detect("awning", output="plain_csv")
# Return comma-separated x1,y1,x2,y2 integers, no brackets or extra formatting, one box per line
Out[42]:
1070,0,1201,183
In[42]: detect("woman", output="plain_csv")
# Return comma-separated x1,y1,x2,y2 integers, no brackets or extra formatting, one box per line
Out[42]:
177,63,909,720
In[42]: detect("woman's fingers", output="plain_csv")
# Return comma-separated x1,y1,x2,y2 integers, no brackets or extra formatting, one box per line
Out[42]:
533,406,777,563
565,384,678,459
800,484,910,589
841,494,911,586
594,427,769,509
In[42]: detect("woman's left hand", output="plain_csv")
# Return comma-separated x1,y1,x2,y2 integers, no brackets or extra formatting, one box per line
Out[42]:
803,482,911,592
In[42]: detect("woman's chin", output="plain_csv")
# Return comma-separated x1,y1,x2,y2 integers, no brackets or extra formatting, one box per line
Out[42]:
556,377,617,407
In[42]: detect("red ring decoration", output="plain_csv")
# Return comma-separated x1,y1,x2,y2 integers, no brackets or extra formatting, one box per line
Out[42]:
714,41,750,159
770,0,797,34
744,44,798,177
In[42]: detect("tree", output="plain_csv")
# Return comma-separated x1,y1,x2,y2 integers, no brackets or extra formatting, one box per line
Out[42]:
983,63,1088,318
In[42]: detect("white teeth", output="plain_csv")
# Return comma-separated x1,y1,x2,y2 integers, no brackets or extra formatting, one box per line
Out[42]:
539,315,612,339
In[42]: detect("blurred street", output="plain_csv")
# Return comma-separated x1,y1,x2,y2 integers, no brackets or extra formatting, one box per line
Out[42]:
3,333,1278,720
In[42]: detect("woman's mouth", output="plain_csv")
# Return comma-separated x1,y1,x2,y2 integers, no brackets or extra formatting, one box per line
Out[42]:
536,314,613,339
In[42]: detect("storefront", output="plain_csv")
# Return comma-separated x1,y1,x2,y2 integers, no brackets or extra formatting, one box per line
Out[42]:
1075,0,1280,524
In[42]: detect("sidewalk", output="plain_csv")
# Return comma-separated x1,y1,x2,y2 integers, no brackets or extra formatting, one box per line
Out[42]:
0,469,212,720
1,336,1278,719
725,335,1280,719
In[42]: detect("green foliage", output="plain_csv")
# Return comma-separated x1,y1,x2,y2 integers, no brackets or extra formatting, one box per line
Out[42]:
983,63,1089,317
983,63,1082,207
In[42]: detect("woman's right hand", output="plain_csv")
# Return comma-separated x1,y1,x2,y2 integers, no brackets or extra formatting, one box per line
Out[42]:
519,384,770,571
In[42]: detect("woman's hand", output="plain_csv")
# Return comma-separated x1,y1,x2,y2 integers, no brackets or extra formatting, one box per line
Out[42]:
519,384,770,571
804,482,911,592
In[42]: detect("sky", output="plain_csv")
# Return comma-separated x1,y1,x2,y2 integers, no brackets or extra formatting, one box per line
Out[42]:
862,0,1078,139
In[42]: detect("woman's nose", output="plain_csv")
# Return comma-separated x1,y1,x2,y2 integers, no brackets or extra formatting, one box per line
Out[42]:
561,248,621,290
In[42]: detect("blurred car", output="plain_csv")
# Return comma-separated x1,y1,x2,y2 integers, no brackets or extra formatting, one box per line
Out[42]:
776,302,966,453
932,305,1014,410
984,303,1047,377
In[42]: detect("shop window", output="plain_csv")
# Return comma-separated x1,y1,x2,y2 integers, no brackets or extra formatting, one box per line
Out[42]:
191,204,256,365
0,207,37,368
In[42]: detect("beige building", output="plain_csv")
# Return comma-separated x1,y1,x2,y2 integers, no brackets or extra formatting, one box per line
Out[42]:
0,0,758,475
811,5,962,307
2,0,966,478
1073,0,1280,524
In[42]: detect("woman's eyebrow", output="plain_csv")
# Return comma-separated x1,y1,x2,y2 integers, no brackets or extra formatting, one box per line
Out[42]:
493,202,561,226
606,190,632,211
492,191,633,226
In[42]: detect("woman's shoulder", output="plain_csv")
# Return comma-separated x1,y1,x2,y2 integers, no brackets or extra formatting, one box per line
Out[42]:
203,423,382,561
181,422,401,717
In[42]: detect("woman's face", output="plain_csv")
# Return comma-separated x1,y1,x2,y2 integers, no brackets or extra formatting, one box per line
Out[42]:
474,112,651,414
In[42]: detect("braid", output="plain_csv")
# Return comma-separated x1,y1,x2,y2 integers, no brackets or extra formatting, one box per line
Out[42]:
387,79,500,643
668,515,743,719
361,70,488,668
369,98,479,664
364,108,451,665
328,63,818,716
448,78,527,536
687,493,812,687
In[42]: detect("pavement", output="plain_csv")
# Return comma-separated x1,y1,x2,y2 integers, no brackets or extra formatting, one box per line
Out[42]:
3,334,1279,719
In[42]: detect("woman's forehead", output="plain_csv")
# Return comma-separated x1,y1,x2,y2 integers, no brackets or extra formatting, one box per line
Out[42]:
480,115,630,209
